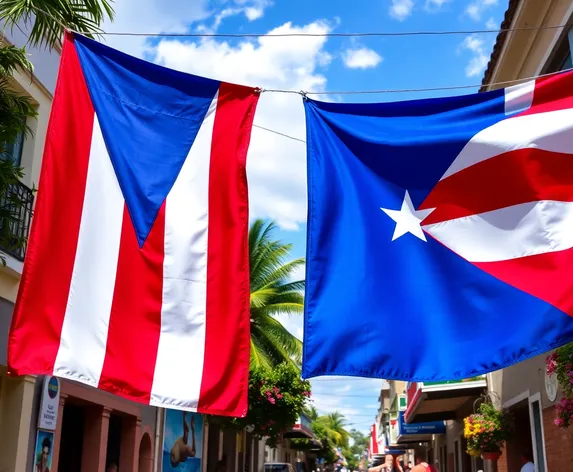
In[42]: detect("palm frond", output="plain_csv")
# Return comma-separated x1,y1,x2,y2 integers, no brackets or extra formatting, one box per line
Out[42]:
0,0,115,49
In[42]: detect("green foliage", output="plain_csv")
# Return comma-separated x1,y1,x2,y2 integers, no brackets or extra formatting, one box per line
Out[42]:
0,45,36,263
216,363,311,448
0,45,36,147
249,219,305,370
0,0,115,49
463,402,514,455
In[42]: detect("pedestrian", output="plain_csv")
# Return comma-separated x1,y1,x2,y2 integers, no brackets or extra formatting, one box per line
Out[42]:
411,455,437,472
519,450,534,472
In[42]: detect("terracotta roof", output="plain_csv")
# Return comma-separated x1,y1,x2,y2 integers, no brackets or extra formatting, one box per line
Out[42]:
479,0,522,91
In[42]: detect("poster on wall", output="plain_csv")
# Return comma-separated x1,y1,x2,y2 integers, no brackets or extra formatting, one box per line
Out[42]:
163,410,204,472
33,429,54,472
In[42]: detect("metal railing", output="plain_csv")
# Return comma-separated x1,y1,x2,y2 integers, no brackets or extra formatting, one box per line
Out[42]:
0,180,34,261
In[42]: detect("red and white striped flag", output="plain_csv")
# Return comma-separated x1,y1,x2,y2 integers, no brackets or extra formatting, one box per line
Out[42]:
8,33,257,416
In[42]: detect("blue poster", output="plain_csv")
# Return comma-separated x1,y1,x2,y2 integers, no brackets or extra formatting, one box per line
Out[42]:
33,429,54,472
163,410,204,472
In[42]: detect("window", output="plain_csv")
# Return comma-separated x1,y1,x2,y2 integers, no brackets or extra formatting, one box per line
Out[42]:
1,129,24,166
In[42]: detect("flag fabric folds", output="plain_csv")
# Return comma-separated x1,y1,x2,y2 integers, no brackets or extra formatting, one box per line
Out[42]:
302,71,573,382
8,33,257,416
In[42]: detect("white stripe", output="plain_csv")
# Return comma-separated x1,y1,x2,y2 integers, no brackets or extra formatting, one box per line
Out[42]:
150,93,219,408
504,80,534,115
423,200,573,263
441,107,573,180
53,117,124,385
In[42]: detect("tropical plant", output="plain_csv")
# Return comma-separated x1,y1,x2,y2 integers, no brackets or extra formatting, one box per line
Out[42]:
0,0,114,49
249,219,305,370
0,45,36,263
216,362,311,448
318,411,350,447
463,402,513,456
0,0,114,262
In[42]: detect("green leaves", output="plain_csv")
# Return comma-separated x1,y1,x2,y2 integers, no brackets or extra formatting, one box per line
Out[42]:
0,0,115,49
249,219,305,370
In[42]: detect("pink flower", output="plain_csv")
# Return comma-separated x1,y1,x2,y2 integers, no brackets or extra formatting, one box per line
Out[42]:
273,386,280,394
277,393,283,399
268,397,276,404
555,418,564,426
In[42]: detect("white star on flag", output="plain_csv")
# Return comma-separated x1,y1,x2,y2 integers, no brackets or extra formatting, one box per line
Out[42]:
381,190,435,242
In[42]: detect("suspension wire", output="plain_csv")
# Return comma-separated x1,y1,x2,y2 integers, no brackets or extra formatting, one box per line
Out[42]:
74,23,573,38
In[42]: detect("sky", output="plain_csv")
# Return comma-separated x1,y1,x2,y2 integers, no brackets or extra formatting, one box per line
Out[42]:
100,0,509,432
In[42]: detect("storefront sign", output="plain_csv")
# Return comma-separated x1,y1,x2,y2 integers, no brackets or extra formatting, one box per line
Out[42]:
545,370,558,402
38,376,60,431
397,412,445,436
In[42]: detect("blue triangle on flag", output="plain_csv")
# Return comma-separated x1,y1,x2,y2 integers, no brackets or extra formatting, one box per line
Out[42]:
73,34,221,247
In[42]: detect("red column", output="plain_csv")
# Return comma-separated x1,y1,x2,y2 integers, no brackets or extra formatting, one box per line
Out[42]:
81,406,112,472
120,416,141,472
50,393,68,472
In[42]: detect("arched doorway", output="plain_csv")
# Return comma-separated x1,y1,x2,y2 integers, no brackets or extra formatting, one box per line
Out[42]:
138,432,153,472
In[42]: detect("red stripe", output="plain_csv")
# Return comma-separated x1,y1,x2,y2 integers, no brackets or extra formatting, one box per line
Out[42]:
98,204,164,403
197,83,258,416
420,148,573,225
7,34,94,376
475,248,573,317
519,70,573,117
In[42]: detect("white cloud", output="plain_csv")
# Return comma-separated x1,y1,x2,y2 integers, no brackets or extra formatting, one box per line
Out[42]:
101,0,272,57
245,7,264,20
389,0,415,21
310,377,382,428
153,20,333,230
485,16,498,30
460,34,490,77
466,0,498,21
424,0,450,11
342,47,383,69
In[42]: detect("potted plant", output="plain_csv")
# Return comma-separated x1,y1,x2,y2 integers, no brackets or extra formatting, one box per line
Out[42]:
463,401,513,460
546,345,573,428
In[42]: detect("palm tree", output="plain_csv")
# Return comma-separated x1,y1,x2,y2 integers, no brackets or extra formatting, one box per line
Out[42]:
305,405,319,421
249,219,305,370
0,0,114,49
318,411,350,447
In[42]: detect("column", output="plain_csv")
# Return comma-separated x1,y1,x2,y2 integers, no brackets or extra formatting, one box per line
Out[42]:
119,416,141,472
50,393,68,472
0,374,36,472
81,406,112,472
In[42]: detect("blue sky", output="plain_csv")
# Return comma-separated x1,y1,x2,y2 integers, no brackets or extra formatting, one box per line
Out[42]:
102,0,509,431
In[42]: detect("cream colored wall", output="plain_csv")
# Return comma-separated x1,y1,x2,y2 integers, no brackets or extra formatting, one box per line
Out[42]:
485,0,573,88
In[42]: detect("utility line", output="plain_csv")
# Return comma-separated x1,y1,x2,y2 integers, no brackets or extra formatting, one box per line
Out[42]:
81,23,573,38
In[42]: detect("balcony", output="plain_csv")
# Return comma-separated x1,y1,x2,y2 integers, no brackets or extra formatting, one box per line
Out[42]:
0,180,34,261
405,376,487,424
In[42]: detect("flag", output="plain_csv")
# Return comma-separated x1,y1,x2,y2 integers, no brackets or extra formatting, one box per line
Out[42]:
302,71,573,381
8,33,258,416
369,424,379,458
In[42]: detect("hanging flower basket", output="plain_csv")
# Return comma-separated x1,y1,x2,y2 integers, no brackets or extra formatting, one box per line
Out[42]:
463,399,513,457
481,451,502,461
